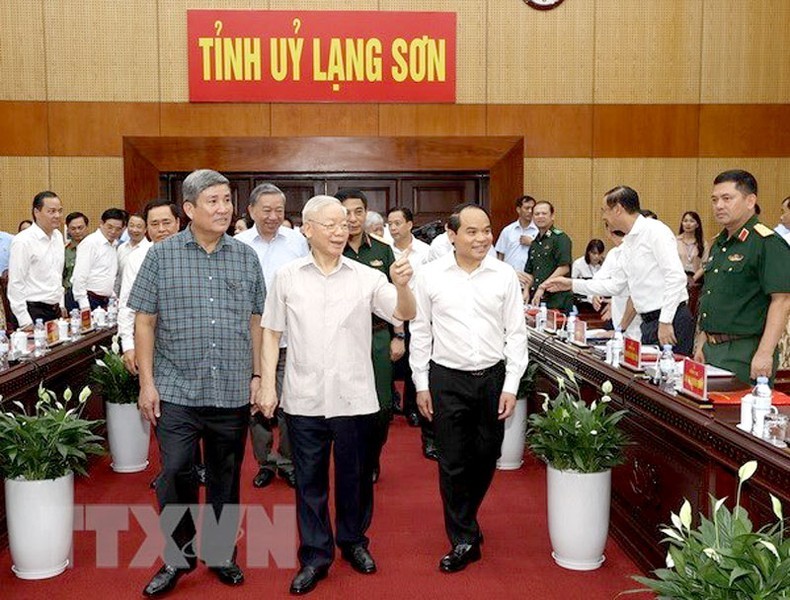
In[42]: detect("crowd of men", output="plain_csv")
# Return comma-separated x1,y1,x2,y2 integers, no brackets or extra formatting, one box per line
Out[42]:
0,167,788,596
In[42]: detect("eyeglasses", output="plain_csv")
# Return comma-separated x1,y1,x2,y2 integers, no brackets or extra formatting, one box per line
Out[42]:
308,220,349,233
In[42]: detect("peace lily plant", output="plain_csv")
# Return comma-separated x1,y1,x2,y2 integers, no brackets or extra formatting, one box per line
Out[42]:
630,461,790,599
527,370,628,473
89,335,139,404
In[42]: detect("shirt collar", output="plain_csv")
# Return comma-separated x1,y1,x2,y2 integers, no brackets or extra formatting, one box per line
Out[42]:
298,252,351,276
346,233,373,252
626,214,647,238
718,214,759,245
183,225,233,252
440,252,496,275
30,222,55,241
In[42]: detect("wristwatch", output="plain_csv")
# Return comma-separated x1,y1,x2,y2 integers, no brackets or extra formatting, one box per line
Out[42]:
393,332,406,340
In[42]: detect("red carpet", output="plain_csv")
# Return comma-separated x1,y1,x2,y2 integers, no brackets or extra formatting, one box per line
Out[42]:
1,418,653,599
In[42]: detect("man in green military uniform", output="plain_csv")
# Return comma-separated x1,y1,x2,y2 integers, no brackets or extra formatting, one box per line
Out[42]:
336,189,401,486
694,170,790,384
63,212,89,311
523,200,573,312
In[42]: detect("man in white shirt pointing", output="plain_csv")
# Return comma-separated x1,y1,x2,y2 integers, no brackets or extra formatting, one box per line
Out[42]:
544,185,694,355
410,202,528,573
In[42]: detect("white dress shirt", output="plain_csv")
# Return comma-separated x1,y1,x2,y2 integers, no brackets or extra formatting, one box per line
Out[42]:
7,223,65,328
494,219,539,271
392,236,430,286
115,238,151,295
117,242,152,352
428,231,496,261
573,215,688,323
409,253,529,395
594,246,642,340
571,256,601,279
71,229,118,309
262,255,402,418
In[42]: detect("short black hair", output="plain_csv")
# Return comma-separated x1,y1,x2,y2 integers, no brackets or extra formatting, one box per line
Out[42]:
604,186,641,214
143,198,180,223
515,195,536,208
584,239,605,264
101,208,128,225
533,199,555,215
447,202,490,233
714,169,758,197
387,206,413,223
335,188,368,209
32,191,58,214
66,211,89,227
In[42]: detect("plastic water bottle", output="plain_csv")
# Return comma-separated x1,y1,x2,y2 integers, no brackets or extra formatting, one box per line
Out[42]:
70,308,81,339
0,331,9,370
658,344,677,395
33,318,47,357
610,329,624,367
565,306,577,341
536,302,548,332
107,298,118,327
751,377,773,438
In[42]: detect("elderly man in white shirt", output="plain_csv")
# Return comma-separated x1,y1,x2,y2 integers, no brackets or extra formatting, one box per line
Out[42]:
410,203,528,574
118,199,181,374
494,195,539,285
115,213,151,295
8,191,66,328
257,195,415,596
236,183,309,491
544,185,694,355
71,207,126,310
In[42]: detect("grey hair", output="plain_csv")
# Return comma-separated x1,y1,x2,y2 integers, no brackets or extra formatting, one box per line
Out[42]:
302,195,346,223
249,182,286,207
182,169,230,204
364,211,384,230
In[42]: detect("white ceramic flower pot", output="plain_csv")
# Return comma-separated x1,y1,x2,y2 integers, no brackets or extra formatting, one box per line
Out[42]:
497,397,528,470
106,402,150,473
546,465,611,571
5,472,74,579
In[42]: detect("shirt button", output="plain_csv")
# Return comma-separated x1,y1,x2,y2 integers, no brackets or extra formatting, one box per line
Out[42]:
212,366,217,370
722,247,726,252
702,312,707,318
209,276,213,281
713,269,718,273
212,343,216,348
211,319,216,325
209,298,214,302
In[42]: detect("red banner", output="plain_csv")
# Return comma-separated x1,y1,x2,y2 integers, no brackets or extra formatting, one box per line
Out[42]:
187,10,456,103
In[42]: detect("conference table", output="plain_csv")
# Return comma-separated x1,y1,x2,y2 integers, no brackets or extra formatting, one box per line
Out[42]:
0,328,115,549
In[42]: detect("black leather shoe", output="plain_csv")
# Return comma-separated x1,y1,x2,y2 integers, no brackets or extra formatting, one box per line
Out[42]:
253,467,275,488
422,445,439,461
439,543,481,573
406,412,421,427
290,565,328,595
209,559,244,586
278,468,297,489
341,545,377,574
143,563,195,596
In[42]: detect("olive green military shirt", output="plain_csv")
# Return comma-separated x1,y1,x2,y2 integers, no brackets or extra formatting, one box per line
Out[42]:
63,241,77,289
699,215,790,336
343,233,394,280
525,226,573,311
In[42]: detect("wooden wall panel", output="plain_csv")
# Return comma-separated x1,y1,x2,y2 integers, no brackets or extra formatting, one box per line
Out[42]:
487,105,592,158
0,102,48,156
160,103,271,137
270,104,379,136
44,1,159,102
48,103,160,157
594,0,702,104
523,158,594,252
0,157,50,233
697,158,790,236
699,105,790,158
487,0,595,104
381,0,486,103
379,105,486,136
701,0,790,103
593,105,700,158
592,158,700,239
50,158,124,230
0,1,46,101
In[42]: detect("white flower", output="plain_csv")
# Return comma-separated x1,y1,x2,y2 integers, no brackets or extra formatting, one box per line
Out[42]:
665,551,674,568
78,387,92,404
601,380,613,394
95,359,107,368
590,430,598,435
600,395,611,403
111,338,120,355
590,400,597,411
575,421,581,429
703,548,721,563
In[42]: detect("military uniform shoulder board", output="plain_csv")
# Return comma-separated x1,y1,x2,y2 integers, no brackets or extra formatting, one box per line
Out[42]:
753,223,774,238
552,228,564,234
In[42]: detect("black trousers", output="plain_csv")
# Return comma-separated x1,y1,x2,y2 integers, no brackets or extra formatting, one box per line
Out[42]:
393,323,435,448
155,401,248,567
26,301,60,323
640,302,695,356
286,413,376,569
430,360,505,546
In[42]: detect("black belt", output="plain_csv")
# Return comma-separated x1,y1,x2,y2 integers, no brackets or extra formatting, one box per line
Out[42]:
87,291,110,302
431,360,504,378
705,332,758,346
639,302,686,324
372,320,389,332
27,300,59,310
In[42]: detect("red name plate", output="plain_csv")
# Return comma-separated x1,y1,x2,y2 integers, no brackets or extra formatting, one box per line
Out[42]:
80,308,92,332
188,10,456,103
623,337,641,369
573,320,587,345
45,320,59,345
681,357,707,401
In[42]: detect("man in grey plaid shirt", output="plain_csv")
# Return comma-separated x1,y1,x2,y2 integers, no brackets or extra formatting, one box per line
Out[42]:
129,169,264,597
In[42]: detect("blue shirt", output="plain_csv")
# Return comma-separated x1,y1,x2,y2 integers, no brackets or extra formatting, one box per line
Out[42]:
128,227,265,409
0,232,13,274
494,220,540,272
234,225,309,292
